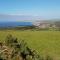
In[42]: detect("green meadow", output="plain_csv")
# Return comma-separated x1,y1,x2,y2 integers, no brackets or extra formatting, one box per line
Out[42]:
0,30,60,60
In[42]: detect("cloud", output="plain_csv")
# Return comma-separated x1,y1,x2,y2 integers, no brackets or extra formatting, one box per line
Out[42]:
0,14,41,22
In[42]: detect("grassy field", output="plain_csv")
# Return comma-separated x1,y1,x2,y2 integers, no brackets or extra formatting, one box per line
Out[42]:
0,30,60,60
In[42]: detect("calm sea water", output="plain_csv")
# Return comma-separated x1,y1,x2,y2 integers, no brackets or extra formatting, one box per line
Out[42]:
0,22,32,27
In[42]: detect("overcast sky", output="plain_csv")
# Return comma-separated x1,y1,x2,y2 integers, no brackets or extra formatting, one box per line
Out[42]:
0,0,60,21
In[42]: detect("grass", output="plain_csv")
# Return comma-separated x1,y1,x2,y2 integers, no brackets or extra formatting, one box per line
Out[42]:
0,30,60,60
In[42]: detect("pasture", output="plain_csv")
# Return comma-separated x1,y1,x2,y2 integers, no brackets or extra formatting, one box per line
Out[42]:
0,30,60,60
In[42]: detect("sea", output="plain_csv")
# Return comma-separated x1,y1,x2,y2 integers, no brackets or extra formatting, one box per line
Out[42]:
0,22,32,28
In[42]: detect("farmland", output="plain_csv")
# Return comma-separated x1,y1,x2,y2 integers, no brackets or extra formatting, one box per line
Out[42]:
0,30,60,60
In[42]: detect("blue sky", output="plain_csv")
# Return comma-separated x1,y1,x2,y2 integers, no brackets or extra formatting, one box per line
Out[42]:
0,0,60,21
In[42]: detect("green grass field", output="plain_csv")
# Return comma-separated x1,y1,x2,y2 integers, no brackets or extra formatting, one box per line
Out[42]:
0,30,60,60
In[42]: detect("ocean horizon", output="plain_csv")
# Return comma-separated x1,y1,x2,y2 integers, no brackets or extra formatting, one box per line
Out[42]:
0,21,32,27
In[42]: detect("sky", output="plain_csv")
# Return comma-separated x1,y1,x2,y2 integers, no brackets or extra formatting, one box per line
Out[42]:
0,0,60,21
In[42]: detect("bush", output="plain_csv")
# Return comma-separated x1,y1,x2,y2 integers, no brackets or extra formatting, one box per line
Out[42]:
45,55,53,60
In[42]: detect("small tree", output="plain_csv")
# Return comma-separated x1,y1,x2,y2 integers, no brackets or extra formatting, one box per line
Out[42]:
5,34,18,47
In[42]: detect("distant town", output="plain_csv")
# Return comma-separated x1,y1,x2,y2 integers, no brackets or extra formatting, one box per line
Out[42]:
33,20,60,30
